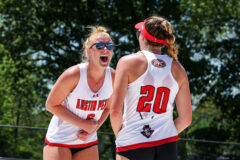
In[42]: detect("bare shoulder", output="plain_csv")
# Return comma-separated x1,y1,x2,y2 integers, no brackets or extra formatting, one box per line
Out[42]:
119,52,145,62
172,60,186,74
117,52,146,70
171,60,189,86
56,64,80,91
62,65,80,80
117,52,147,83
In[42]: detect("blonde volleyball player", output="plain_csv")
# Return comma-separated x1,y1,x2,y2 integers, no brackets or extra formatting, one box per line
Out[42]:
110,16,192,160
43,26,115,160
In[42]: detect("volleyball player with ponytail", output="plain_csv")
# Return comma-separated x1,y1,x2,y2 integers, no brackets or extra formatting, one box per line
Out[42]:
43,26,115,160
110,16,192,160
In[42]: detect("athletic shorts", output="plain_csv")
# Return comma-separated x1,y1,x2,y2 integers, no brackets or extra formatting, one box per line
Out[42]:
117,142,177,160
43,142,96,155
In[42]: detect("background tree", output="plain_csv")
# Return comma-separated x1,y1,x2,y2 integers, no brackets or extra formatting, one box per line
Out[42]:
178,0,240,158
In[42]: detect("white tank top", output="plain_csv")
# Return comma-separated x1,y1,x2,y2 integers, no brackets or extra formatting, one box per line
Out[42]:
45,63,113,148
116,50,179,152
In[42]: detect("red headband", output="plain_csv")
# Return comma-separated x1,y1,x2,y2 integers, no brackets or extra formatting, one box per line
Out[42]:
135,22,169,46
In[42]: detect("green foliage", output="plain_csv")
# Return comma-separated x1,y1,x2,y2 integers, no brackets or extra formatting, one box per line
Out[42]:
179,0,240,139
178,0,240,158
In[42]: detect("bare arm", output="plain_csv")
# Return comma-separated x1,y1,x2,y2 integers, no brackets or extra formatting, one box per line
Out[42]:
110,58,129,137
46,65,98,133
77,96,112,141
172,61,192,133
97,68,115,128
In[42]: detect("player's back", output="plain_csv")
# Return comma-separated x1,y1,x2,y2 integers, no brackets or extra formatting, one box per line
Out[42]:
116,50,179,152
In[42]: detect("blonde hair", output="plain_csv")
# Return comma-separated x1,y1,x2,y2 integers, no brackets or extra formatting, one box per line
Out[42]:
83,26,112,60
144,16,178,61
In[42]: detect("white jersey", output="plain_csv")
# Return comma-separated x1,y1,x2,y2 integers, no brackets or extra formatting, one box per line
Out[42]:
116,50,179,152
45,63,113,148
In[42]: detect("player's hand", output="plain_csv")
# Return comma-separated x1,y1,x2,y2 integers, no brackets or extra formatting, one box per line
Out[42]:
82,119,98,134
76,129,94,141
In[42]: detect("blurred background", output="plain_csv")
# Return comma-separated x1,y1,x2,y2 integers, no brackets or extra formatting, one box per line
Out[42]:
0,0,239,159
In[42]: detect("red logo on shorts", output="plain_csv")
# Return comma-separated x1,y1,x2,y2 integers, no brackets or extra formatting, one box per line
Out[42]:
141,125,154,138
151,59,166,68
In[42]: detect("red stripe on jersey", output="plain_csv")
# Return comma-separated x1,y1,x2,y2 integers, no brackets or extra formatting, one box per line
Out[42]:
116,135,179,152
45,138,98,148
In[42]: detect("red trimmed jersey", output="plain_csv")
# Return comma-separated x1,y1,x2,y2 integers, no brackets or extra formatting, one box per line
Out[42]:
116,50,179,152
45,63,113,148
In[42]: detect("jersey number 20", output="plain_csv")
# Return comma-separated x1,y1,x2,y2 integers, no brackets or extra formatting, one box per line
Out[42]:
137,85,170,114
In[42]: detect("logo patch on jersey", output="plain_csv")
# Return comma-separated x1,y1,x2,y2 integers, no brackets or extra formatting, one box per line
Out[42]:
93,94,99,98
151,59,166,68
141,125,154,138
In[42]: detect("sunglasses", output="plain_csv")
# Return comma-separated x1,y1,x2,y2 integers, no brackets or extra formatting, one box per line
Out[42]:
136,30,141,39
90,42,115,50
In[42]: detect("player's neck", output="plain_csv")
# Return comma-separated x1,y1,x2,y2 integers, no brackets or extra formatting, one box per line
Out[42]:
87,63,105,81
140,45,162,55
